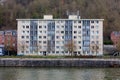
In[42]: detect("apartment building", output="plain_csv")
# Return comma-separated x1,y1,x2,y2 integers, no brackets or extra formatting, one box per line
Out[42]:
111,31,120,46
0,30,17,55
17,15,103,56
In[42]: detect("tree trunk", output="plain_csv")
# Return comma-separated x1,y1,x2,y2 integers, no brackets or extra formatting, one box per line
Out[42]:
8,50,9,56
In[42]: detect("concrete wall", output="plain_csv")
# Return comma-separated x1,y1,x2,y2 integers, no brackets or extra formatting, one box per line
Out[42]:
0,58,120,68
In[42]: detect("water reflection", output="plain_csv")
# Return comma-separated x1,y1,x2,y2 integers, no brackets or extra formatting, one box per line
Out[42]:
0,68,119,80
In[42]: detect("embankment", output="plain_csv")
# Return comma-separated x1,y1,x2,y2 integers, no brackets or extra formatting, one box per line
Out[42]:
0,58,120,68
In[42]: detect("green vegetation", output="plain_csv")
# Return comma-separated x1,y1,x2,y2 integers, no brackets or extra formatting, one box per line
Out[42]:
0,55,120,59
0,0,120,41
104,40,113,45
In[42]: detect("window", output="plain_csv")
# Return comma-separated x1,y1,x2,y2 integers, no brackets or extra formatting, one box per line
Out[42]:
78,51,81,54
43,36,46,39
62,26,64,28
26,36,29,38
56,36,59,39
56,51,59,54
27,31,29,33
92,36,94,39
44,26,46,28
22,31,25,33
78,31,81,34
44,31,46,33
96,25,99,29
96,41,99,44
56,41,59,44
96,31,99,34
56,46,59,48
91,21,94,23
79,36,81,38
74,36,77,39
43,41,46,44
23,26,25,28
56,31,59,33
39,36,42,38
21,36,24,39
78,21,81,23
57,26,59,28
26,41,29,43
91,26,94,28
78,26,81,28
26,26,29,28
39,41,41,43
40,31,42,33
91,41,94,43
96,21,99,23
62,36,64,39
78,41,81,44
74,31,77,33
96,36,99,38
74,26,77,28
74,21,77,23
79,46,81,49
39,26,42,28
61,31,64,33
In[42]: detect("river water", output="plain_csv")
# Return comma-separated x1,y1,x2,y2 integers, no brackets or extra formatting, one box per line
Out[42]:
0,67,120,80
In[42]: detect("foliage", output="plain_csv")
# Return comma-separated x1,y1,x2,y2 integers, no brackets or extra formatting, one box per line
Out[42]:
104,40,113,45
116,39,120,52
0,0,120,41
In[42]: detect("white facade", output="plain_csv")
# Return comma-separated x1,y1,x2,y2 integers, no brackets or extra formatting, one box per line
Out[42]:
17,15,103,56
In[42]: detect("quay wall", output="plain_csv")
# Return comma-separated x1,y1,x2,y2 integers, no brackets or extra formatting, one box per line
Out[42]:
0,58,120,68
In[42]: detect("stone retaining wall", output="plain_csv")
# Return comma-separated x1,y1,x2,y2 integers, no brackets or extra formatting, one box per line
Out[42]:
0,58,120,67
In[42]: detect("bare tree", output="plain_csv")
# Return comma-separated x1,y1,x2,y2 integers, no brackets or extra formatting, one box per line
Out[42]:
18,41,26,55
64,40,76,56
90,43,99,55
5,43,14,56
116,39,120,52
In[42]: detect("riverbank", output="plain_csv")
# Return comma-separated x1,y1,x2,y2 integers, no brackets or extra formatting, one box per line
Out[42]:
0,58,120,68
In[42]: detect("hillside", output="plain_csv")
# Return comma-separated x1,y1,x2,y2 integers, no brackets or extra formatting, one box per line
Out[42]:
0,0,120,41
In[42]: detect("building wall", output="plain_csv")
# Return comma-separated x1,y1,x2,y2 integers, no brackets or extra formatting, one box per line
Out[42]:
111,31,120,46
17,16,103,56
0,30,17,55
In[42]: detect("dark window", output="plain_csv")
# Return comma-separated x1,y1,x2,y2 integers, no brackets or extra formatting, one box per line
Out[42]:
91,26,94,28
78,41,81,44
39,36,42,38
74,36,77,39
61,31,64,33
43,41,46,44
26,36,29,38
74,31,77,33
39,26,42,28
44,26,46,28
96,21,99,23
78,26,81,28
56,36,59,39
91,21,94,23
23,26,25,28
26,26,29,28
74,21,77,23
26,41,29,43
21,36,24,38
44,36,46,38
79,46,81,49
78,21,81,23
56,51,59,54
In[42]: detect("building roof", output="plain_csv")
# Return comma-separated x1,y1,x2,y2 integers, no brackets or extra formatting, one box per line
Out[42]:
112,31,120,36
16,19,104,21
